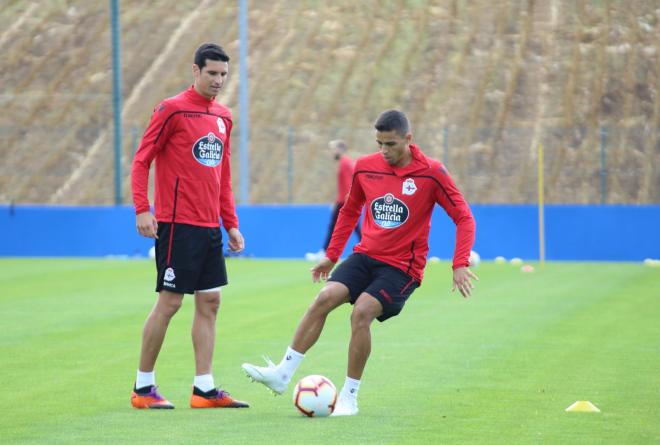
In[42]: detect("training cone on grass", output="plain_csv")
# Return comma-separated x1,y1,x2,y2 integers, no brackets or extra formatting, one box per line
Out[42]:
565,401,601,412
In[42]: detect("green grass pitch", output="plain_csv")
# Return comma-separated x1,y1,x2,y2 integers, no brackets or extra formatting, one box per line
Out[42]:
0,258,658,444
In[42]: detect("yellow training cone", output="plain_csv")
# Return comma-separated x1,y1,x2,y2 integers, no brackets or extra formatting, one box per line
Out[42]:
565,401,601,413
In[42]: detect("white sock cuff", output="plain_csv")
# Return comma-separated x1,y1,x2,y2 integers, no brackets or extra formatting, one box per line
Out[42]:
136,370,155,389
277,346,305,381
286,346,305,358
342,376,361,397
193,373,215,392
345,376,360,386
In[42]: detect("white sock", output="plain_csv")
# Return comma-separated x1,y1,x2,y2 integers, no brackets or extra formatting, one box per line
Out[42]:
136,370,155,389
276,346,305,382
194,374,215,392
341,376,361,400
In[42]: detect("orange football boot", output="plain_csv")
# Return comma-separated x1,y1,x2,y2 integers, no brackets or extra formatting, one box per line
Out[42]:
190,387,250,408
131,385,174,409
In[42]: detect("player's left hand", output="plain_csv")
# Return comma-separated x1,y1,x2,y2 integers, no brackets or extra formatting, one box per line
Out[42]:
452,266,479,298
311,257,336,283
227,228,245,253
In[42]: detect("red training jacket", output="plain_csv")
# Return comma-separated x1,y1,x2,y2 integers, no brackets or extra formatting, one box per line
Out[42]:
326,144,475,283
131,86,238,230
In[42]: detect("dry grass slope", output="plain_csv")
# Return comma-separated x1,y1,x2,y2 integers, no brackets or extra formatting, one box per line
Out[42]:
0,0,657,204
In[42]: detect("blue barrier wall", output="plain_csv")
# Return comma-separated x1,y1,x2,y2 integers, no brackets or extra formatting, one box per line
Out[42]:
1,204,658,261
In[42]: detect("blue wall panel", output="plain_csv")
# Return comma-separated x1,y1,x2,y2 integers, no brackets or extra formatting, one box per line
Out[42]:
0,204,658,261
544,205,660,261
0,206,148,257
230,205,361,258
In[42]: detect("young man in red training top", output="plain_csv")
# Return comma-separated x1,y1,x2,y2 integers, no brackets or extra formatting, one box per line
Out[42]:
242,109,477,416
130,43,248,409
320,139,361,254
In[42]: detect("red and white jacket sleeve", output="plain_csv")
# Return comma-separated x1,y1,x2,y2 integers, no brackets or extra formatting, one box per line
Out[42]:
434,166,475,269
131,103,173,215
219,121,239,230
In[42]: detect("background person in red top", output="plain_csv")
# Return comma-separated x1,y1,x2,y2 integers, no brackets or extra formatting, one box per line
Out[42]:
242,109,478,416
130,43,248,410
320,139,362,254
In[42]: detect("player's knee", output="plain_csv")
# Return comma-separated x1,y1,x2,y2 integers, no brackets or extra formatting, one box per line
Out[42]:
312,287,341,314
350,305,375,329
199,295,220,316
209,297,220,313
157,298,182,318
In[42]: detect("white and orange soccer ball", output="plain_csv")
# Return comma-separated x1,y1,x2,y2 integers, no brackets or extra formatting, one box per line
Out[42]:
292,375,337,417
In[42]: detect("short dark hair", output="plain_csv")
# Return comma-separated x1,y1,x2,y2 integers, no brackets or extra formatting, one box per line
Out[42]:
329,139,347,151
194,43,230,70
374,109,410,136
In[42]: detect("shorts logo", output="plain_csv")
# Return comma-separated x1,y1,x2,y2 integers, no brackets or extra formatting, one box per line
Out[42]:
371,193,409,229
192,132,223,167
164,267,176,282
402,178,417,195
217,117,226,134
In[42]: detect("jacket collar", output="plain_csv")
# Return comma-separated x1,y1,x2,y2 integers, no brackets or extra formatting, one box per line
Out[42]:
184,85,216,106
389,144,431,176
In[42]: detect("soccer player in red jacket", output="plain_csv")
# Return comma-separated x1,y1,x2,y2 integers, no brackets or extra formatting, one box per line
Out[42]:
130,43,248,409
243,109,477,415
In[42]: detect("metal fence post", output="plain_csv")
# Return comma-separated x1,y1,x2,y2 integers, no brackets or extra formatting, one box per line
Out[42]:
599,125,607,204
110,0,123,205
443,126,449,165
238,0,250,204
287,126,294,203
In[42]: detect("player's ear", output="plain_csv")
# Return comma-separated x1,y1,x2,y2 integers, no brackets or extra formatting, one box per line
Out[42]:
405,132,413,143
192,64,200,78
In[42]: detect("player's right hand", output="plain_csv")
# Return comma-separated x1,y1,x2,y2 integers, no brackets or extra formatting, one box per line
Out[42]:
311,257,336,283
451,266,478,298
136,211,158,239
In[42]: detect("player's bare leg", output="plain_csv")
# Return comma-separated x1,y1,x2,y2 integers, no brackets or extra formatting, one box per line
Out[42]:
139,290,184,372
188,290,249,408
132,290,182,409
333,292,382,416
192,290,221,376
291,282,350,353
346,292,382,379
242,282,350,394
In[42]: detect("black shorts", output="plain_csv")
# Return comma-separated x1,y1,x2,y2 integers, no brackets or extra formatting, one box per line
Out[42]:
154,223,228,294
328,253,419,322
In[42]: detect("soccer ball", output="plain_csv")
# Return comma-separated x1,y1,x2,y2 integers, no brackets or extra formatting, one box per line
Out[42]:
469,250,481,267
292,375,337,417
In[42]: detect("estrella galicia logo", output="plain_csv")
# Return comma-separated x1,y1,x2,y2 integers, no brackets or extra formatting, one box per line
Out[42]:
192,132,223,167
371,193,409,229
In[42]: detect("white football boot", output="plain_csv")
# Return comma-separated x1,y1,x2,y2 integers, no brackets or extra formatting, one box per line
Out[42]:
241,357,289,395
331,394,358,416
